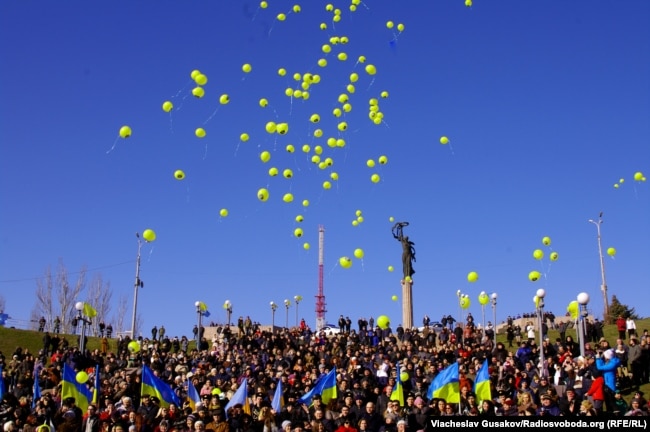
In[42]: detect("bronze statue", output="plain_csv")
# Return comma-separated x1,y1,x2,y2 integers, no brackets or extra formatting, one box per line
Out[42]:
392,222,415,279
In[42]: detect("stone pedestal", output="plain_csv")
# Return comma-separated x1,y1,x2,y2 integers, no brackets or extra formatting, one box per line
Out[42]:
401,279,413,329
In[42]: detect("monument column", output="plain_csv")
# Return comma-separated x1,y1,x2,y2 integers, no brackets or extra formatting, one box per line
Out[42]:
401,279,413,329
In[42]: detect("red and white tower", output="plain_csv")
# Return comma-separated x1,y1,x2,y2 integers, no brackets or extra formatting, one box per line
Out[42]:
315,225,326,330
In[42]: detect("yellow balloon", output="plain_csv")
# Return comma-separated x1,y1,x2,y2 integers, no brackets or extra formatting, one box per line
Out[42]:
338,121,348,131
352,220,359,227
286,144,295,153
192,87,205,98
310,114,321,123
371,174,380,183
323,181,332,190
174,170,185,180
293,5,301,13
550,251,559,261
634,171,644,181
119,126,132,138
276,123,289,135
302,144,310,153
242,63,252,73
567,300,579,319
397,23,405,32
260,1,268,8
268,167,278,177
467,271,478,283
162,101,173,112
353,248,364,259
128,340,140,353
257,188,269,202
357,216,364,223
440,136,449,145
378,155,388,165
278,68,286,76
219,209,228,217
339,256,352,269
219,94,230,104
391,295,398,301
330,172,339,180
542,236,551,246
325,3,334,11
377,315,390,329
365,64,377,75
320,22,327,30
478,292,489,306
76,371,89,384
343,103,352,112
295,215,304,223
322,44,332,53
388,265,394,272
142,229,156,242
194,74,208,86
350,72,359,83
465,0,472,6
195,128,206,138
389,216,395,222
333,108,342,117
240,133,250,142
283,193,294,203
358,55,366,63
317,58,327,67
460,296,471,309
380,91,389,98
314,129,323,138
283,169,293,178
533,249,544,260
294,228,303,238
386,21,394,29
260,151,271,163
277,13,286,21
614,184,620,189
528,270,541,282
303,242,310,250
607,247,616,256
266,122,277,133
302,199,309,207
190,69,201,80
333,15,341,22
337,52,348,61
355,210,362,217
259,98,269,108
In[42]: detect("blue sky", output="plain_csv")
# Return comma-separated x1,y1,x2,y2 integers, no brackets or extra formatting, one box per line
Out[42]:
1,1,648,339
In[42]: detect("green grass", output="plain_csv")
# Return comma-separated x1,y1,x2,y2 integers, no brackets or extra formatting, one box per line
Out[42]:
2,320,648,404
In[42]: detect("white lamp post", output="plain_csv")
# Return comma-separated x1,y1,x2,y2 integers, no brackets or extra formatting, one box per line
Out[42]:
588,212,610,323
283,299,291,328
223,300,233,328
131,233,144,339
75,301,87,353
195,301,203,348
491,293,498,345
534,288,547,377
294,295,303,326
270,301,278,330
577,292,590,358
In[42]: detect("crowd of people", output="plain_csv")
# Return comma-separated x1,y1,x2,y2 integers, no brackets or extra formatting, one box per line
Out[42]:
1,312,650,432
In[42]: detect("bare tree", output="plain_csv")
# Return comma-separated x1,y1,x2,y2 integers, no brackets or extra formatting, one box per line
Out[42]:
54,259,86,334
115,294,127,335
35,266,54,331
87,273,112,336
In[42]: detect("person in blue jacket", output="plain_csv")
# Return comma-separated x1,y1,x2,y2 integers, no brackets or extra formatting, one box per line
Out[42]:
596,348,620,415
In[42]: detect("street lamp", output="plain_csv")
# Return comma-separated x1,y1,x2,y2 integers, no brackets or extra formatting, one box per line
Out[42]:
75,301,88,354
270,301,278,330
283,299,291,328
577,292,590,358
491,293,498,345
588,212,610,323
223,300,233,328
195,301,203,348
456,290,462,329
534,288,547,378
478,291,488,336
294,295,303,326
131,233,144,339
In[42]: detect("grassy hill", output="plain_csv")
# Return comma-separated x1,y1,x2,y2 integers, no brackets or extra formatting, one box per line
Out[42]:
2,319,648,403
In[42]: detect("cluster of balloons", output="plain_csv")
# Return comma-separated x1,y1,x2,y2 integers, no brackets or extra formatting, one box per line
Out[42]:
339,247,365,268
613,171,646,188
351,209,365,227
528,236,557,282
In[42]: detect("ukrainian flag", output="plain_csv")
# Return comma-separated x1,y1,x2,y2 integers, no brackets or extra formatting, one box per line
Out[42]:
62,364,93,412
92,365,100,405
141,365,181,408
271,379,284,413
83,303,97,318
224,378,250,418
198,302,210,318
473,359,491,403
298,367,337,406
426,363,459,403
392,364,404,407
187,378,202,411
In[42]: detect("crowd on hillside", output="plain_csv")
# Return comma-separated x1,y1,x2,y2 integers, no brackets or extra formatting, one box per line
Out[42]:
1,312,650,432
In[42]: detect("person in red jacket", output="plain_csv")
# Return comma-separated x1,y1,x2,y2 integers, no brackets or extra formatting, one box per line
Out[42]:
616,316,626,340
585,371,605,415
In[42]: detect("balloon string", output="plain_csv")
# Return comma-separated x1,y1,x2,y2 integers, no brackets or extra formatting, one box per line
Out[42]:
147,245,155,262
106,136,119,154
203,106,220,125
202,141,209,160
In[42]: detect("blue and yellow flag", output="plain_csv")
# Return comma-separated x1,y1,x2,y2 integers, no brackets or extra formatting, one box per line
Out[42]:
92,365,100,405
141,365,181,408
83,303,97,318
187,378,202,412
62,364,93,412
298,366,337,406
473,359,491,403
271,379,284,413
198,302,210,317
224,378,250,418
392,364,405,407
427,363,460,403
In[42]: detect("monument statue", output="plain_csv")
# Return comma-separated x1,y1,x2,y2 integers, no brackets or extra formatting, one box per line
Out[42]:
392,222,416,279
